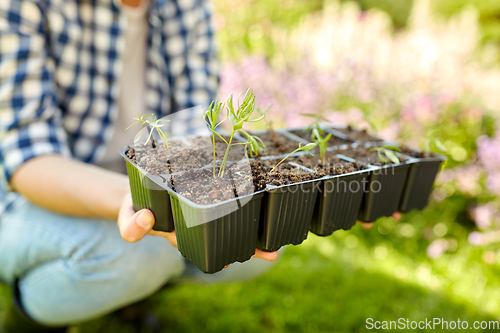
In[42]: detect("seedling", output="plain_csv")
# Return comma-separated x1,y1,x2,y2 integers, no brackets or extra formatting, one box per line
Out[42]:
238,129,267,159
369,146,401,165
301,113,330,137
204,100,228,177
219,88,265,177
126,113,171,149
270,142,318,173
311,128,332,164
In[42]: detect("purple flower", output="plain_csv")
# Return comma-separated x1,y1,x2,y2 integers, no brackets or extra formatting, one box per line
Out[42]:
455,165,482,196
468,230,500,246
468,232,484,246
427,239,448,259
469,204,495,229
477,131,500,195
487,171,500,195
219,57,341,128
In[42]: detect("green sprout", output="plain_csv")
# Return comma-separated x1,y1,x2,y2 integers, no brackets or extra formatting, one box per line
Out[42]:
219,88,265,177
311,128,332,164
238,129,267,159
301,113,330,137
126,113,171,149
204,100,228,177
369,146,401,165
270,142,318,173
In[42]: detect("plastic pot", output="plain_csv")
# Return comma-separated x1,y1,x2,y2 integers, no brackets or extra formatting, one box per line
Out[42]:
309,157,372,236
248,129,308,156
358,162,413,222
257,164,321,252
169,190,264,274
122,149,175,232
400,154,446,212
337,147,414,222
325,126,383,143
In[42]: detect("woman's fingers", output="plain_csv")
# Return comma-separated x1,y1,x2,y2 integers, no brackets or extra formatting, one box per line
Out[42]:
357,212,402,230
149,230,178,248
357,221,374,229
253,248,279,261
392,212,402,221
117,193,155,243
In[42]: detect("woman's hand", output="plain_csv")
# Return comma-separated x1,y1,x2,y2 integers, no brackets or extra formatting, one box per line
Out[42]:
357,212,402,229
117,193,177,247
117,193,278,262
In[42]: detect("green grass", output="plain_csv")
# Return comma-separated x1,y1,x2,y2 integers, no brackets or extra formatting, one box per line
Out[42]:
3,212,496,332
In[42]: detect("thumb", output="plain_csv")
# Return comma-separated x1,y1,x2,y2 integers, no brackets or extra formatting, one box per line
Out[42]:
120,209,155,243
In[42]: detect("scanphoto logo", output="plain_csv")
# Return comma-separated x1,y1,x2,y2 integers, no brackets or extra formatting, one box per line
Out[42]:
366,318,500,330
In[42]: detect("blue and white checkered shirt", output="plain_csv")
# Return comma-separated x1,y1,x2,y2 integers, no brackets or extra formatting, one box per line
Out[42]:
0,0,219,215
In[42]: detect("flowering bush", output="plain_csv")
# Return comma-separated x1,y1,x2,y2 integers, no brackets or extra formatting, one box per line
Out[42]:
218,0,500,260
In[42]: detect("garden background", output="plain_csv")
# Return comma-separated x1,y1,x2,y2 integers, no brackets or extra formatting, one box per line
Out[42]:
1,0,500,331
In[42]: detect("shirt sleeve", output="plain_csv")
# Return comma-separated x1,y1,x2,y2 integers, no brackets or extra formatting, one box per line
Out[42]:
0,0,71,187
163,0,219,112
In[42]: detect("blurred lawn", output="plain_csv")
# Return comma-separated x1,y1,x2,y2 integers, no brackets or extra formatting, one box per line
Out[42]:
1,207,498,331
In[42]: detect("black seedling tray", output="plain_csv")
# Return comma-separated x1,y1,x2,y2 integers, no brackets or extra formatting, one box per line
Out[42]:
309,155,373,236
284,126,352,150
325,126,383,143
121,123,446,274
400,154,446,212
124,146,265,274
337,149,415,222
358,161,413,222
123,150,175,232
169,190,264,274
257,162,321,252
247,128,312,156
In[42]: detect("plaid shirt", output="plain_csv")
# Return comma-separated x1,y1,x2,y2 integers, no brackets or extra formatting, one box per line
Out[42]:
0,0,218,215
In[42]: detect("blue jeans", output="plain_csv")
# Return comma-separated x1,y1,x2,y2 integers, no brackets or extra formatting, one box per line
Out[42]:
0,197,276,326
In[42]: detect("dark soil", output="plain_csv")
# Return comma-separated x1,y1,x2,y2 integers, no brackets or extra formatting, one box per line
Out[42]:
288,129,352,147
228,162,256,195
167,147,214,173
290,152,367,177
253,131,303,156
126,139,188,175
187,134,231,147
169,159,323,205
333,126,382,142
400,146,434,159
338,146,407,166
126,136,249,176
187,135,246,161
170,168,236,205
250,159,323,187
126,140,326,205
